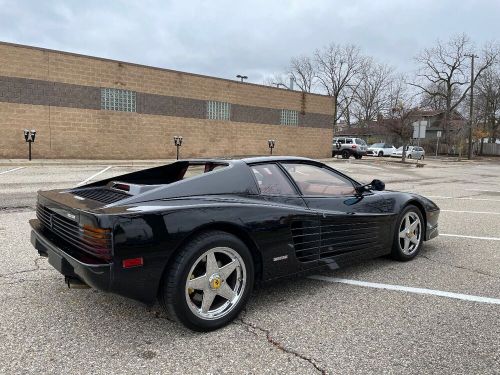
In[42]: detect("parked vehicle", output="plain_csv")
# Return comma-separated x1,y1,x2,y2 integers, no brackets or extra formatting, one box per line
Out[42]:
30,157,439,331
332,137,367,159
391,146,425,160
367,143,396,157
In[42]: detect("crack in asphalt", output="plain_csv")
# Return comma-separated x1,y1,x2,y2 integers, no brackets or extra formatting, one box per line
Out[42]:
0,257,49,279
236,312,327,375
419,254,499,280
0,206,35,213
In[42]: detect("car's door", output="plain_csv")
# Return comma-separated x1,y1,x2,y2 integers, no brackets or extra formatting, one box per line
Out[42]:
384,144,394,155
281,162,396,262
249,163,319,274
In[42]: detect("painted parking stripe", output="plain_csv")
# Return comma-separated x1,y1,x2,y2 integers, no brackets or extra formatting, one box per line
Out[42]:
0,167,25,175
77,166,112,186
466,188,500,193
308,275,500,305
441,210,500,215
440,233,500,241
426,195,500,202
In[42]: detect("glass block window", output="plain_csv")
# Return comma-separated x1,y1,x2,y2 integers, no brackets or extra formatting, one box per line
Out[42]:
207,101,231,121
280,109,299,126
101,88,136,112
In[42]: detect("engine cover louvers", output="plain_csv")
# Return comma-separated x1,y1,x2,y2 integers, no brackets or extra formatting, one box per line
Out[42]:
70,188,130,204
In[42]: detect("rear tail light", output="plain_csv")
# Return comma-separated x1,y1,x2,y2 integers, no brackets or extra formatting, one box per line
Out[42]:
123,257,143,268
82,225,112,259
351,145,357,149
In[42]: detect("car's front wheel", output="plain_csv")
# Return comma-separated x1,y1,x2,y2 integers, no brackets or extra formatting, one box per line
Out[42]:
391,205,424,261
159,231,254,331
378,151,383,157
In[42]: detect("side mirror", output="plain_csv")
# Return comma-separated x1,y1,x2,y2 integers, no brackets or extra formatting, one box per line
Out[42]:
371,179,385,191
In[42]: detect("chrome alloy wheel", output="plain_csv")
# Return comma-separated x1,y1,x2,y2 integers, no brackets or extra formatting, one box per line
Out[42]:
398,211,422,255
185,247,247,320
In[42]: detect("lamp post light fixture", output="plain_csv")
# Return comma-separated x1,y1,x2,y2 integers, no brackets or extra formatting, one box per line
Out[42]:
23,129,36,161
236,74,248,82
173,136,183,160
268,139,276,155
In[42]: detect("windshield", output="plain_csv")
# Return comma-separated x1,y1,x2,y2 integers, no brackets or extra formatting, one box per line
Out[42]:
371,143,384,148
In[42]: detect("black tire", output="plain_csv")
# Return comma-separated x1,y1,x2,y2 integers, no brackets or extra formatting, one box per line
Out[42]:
407,154,412,159
354,154,362,159
159,230,254,331
378,151,383,157
420,155,425,160
341,150,350,159
391,205,424,261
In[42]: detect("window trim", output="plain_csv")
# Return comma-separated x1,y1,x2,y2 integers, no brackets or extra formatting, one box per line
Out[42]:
248,162,301,197
279,161,361,198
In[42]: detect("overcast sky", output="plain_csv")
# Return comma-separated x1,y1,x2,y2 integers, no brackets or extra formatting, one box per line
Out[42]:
0,0,498,83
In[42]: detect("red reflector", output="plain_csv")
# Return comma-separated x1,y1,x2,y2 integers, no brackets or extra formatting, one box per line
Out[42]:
122,257,143,268
351,145,357,148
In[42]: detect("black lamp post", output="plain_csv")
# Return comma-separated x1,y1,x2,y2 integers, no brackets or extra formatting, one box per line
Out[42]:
173,136,183,160
268,139,275,155
236,74,248,82
23,129,36,161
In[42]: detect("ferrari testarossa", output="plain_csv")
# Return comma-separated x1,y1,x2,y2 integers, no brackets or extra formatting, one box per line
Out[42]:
30,157,439,331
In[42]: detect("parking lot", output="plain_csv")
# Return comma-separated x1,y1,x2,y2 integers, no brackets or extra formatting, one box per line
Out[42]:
0,157,499,374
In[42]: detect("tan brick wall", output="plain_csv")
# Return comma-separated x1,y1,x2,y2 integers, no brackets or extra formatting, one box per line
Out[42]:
0,42,333,115
0,102,331,159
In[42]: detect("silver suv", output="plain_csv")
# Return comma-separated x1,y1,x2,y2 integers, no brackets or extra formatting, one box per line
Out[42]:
332,137,368,159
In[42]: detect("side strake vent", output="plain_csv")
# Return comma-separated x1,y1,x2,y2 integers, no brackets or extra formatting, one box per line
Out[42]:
319,221,381,259
71,187,130,204
291,219,382,262
291,219,321,262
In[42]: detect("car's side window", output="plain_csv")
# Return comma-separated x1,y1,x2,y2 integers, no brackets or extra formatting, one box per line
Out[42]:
337,138,345,144
346,138,353,144
282,163,355,196
251,164,296,196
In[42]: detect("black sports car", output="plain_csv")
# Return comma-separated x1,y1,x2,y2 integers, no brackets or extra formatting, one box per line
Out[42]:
30,157,439,331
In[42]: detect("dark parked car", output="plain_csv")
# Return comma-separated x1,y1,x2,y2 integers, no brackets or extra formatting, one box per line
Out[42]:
30,157,439,331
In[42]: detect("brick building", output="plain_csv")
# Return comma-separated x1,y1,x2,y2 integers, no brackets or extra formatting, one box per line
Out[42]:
0,42,334,159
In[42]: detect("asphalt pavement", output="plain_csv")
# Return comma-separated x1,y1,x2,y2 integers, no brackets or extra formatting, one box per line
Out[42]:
0,157,499,374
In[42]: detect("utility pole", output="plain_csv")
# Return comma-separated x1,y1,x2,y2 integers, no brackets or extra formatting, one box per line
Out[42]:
466,53,478,160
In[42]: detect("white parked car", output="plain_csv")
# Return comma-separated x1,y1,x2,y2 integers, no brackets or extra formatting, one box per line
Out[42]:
391,146,425,160
367,143,396,157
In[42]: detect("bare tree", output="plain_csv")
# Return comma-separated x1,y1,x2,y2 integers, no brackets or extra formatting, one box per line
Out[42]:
351,59,394,125
475,65,500,142
410,34,499,143
383,76,417,162
288,56,316,92
262,73,288,88
314,43,368,134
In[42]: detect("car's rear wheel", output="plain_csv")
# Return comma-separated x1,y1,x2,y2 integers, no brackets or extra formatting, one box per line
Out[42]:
391,205,424,261
342,150,350,159
407,154,412,159
159,231,254,331
420,155,425,160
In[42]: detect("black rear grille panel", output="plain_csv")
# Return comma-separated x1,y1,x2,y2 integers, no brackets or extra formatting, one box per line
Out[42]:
70,188,129,204
291,218,383,262
36,204,112,261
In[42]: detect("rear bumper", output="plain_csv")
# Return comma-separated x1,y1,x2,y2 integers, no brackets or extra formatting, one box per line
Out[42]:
30,219,111,292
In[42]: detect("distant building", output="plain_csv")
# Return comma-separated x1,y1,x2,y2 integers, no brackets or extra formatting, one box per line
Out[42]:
0,42,334,159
